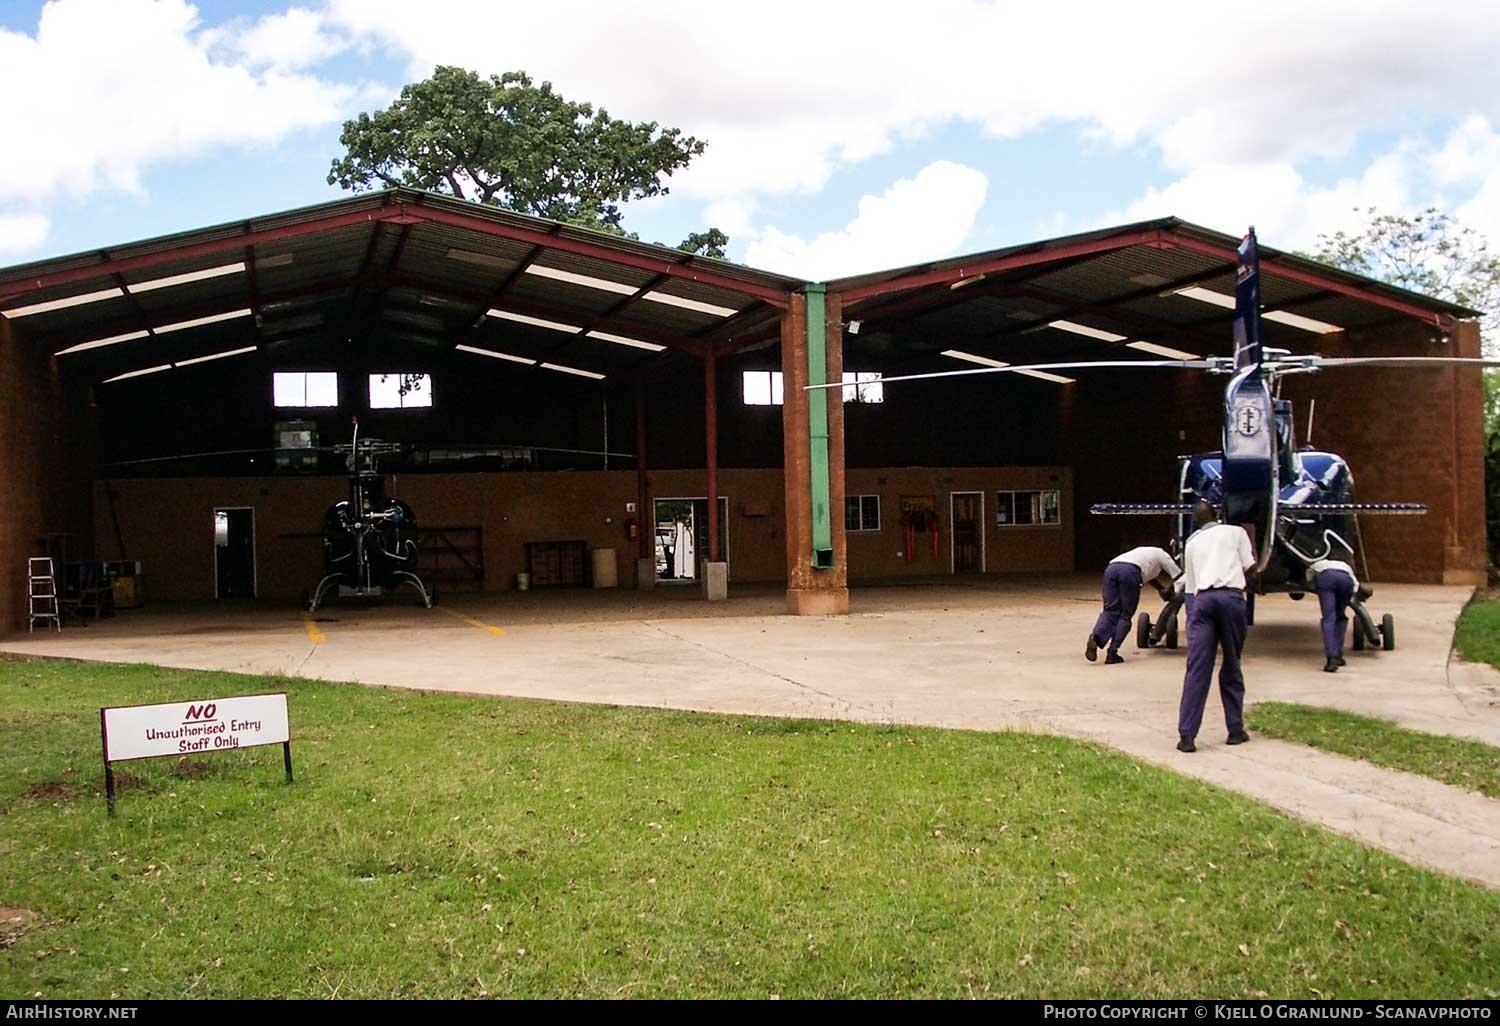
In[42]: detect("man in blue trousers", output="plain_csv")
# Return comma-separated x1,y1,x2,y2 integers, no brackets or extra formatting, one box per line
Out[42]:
1087,546,1181,665
1307,556,1360,673
1176,502,1256,753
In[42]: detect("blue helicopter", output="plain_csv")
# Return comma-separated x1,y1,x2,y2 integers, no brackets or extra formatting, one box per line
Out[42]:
808,227,1496,652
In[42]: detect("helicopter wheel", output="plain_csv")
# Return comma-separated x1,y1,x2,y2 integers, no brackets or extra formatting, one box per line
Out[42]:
1352,627,1365,651
1381,613,1395,651
429,587,439,609
1165,614,1179,649
1137,612,1153,650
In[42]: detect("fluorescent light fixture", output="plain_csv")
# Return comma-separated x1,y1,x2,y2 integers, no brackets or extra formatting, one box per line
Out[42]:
175,345,257,367
1015,369,1075,384
129,262,243,293
1175,286,1235,309
456,344,536,365
1049,319,1127,342
1127,340,1200,360
487,309,581,334
156,308,252,334
447,247,513,269
256,253,295,269
3,286,124,318
1264,310,1341,333
540,362,606,380
56,329,150,356
102,364,172,383
942,349,1071,383
942,349,1009,368
642,291,737,317
585,329,666,352
949,273,987,290
524,264,637,295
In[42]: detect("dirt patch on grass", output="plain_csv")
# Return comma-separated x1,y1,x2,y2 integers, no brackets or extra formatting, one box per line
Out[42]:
21,781,75,801
94,770,148,793
173,758,213,778
0,908,40,948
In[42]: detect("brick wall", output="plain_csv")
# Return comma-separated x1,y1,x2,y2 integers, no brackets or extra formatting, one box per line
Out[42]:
0,316,95,628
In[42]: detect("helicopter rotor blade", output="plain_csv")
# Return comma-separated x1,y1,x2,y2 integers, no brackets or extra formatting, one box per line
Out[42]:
97,446,343,469
1298,356,1500,370
1090,503,1197,515
803,359,1216,390
1289,502,1428,515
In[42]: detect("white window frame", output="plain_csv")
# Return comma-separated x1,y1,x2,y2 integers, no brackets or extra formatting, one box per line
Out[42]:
995,489,1062,527
369,372,433,410
272,371,339,408
845,494,881,533
841,371,883,404
742,370,784,406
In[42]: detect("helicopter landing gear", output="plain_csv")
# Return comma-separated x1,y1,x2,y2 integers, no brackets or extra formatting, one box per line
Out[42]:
1350,598,1395,652
393,571,435,609
308,574,340,614
1136,594,1183,650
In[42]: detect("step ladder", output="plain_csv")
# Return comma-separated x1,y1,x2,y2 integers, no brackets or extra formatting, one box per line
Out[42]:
28,557,60,633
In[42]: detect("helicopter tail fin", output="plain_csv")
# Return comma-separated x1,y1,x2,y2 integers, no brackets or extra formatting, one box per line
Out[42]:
1233,227,1262,372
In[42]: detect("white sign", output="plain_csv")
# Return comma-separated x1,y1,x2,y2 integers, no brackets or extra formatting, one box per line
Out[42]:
102,693,289,762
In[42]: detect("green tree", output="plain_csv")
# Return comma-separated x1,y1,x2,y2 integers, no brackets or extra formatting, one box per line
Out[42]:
328,66,725,255
1314,207,1499,349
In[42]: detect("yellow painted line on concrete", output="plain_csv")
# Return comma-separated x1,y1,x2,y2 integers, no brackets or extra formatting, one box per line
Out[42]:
440,608,508,637
300,613,327,644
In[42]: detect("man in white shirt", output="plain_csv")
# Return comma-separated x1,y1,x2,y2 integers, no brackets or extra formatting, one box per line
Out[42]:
1087,545,1181,665
1176,502,1256,753
1307,557,1358,673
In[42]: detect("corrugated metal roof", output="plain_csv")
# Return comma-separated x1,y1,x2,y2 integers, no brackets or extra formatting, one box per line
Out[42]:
0,191,1475,385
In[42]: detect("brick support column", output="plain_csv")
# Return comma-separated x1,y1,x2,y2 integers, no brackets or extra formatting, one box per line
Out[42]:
780,292,849,614
1445,319,1487,585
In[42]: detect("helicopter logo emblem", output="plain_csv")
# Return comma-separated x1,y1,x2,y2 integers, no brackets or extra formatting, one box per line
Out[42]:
1235,404,1263,437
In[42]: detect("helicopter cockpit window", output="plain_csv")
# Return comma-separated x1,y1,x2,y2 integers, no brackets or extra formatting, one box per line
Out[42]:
369,373,433,410
273,372,339,408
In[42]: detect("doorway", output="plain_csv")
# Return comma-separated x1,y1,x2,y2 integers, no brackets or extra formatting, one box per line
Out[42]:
950,492,985,574
653,497,729,582
214,507,257,598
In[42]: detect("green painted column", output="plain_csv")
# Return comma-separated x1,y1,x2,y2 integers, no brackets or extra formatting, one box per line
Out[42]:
806,284,834,568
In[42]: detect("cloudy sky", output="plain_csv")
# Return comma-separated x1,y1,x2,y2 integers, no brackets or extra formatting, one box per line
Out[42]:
2,0,1498,281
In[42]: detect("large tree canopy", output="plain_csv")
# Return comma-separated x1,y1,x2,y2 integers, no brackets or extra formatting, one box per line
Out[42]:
328,66,718,250
1313,207,1500,332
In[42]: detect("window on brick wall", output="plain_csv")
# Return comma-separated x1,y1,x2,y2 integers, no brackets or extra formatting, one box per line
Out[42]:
845,494,881,532
369,373,433,409
743,370,785,406
273,371,338,408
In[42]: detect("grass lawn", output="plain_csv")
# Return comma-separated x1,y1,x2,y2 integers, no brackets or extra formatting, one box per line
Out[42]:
2,661,1498,1000
1454,591,1500,669
1247,703,1500,799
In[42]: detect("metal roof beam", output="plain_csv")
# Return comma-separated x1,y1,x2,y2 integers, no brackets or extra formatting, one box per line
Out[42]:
1159,234,1457,331
0,205,397,307
384,201,790,307
838,229,1167,306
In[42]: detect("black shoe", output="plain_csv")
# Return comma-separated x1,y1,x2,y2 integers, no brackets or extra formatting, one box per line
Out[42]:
1335,657,1346,667
1086,634,1098,662
1177,735,1196,753
1226,730,1250,745
1105,652,1124,665
1323,658,1339,673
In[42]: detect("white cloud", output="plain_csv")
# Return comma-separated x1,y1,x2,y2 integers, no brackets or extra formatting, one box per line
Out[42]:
228,7,350,71
323,0,1500,200
0,0,357,241
0,213,51,255
1106,120,1500,252
744,161,988,280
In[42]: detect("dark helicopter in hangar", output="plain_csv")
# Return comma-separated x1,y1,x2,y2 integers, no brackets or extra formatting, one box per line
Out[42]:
306,420,435,613
808,226,1497,652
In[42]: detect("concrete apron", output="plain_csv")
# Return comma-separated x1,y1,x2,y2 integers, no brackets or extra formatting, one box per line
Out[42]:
4,578,1498,889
